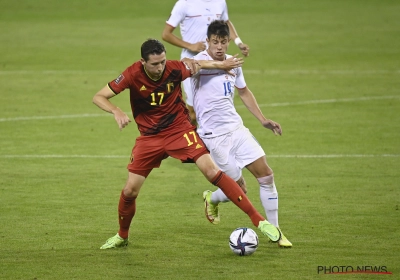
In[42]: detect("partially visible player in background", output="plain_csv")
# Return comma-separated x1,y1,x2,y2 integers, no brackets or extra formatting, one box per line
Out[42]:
190,20,292,248
92,39,281,249
161,0,250,123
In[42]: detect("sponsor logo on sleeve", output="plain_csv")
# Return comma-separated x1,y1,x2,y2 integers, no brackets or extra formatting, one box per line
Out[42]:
115,74,125,85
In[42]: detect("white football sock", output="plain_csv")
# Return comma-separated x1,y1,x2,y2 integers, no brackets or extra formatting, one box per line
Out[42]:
258,174,279,227
210,188,231,204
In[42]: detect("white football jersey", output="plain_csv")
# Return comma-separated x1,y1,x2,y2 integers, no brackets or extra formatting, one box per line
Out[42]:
166,0,229,59
191,50,246,138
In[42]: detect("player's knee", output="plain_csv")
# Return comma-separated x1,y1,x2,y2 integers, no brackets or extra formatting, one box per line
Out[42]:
123,170,147,197
123,186,138,198
204,168,220,182
196,154,220,181
257,174,274,187
258,174,278,211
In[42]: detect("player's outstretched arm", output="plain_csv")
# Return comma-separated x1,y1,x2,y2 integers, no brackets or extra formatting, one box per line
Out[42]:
182,55,243,76
197,55,244,71
92,85,131,131
237,87,282,135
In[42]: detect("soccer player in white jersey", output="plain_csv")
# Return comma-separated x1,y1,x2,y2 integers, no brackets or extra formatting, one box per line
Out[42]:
189,20,292,248
162,0,249,122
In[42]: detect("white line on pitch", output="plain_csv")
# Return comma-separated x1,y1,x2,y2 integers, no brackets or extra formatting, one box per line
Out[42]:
268,154,399,158
0,155,127,158
0,70,119,75
245,69,400,75
0,154,398,159
237,95,400,109
0,113,112,122
1,95,398,122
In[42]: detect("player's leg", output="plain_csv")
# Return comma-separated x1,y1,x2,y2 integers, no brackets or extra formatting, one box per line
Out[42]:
246,156,292,247
208,175,247,200
165,127,280,241
101,136,163,249
100,172,147,249
195,153,280,241
245,156,277,226
225,127,279,227
202,134,243,206
236,176,248,193
203,174,246,224
117,172,147,239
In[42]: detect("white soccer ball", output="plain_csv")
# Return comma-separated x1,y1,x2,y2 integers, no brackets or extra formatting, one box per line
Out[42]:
229,227,259,256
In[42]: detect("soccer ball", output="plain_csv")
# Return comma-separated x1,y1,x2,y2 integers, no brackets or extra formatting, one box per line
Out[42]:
229,227,259,256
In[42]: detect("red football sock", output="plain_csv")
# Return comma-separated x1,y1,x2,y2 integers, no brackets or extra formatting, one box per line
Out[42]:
117,190,136,239
211,171,264,226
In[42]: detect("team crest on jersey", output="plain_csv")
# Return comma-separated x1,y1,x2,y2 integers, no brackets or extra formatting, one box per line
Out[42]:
115,74,125,85
166,81,174,93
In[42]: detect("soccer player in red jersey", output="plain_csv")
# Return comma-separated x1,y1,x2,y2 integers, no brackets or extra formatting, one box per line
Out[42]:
93,39,281,249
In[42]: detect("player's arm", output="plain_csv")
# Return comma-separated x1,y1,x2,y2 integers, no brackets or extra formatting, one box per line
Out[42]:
227,20,250,57
162,24,206,53
237,87,282,135
182,55,244,74
92,85,131,131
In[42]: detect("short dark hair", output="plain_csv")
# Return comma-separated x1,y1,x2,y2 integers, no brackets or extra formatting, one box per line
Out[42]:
207,20,230,39
141,39,166,61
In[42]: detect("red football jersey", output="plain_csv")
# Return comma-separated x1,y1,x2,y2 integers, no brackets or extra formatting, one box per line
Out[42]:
108,60,193,135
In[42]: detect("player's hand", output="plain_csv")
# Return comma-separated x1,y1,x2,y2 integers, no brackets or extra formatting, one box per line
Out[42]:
262,119,282,135
223,54,244,68
189,41,206,53
181,58,201,75
238,43,250,57
112,107,131,131
221,54,244,75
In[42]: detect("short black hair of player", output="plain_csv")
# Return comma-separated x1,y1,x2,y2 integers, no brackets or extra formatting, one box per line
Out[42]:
141,39,166,61
207,20,230,39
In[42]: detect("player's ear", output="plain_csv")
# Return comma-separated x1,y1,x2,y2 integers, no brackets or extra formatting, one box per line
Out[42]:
140,58,145,65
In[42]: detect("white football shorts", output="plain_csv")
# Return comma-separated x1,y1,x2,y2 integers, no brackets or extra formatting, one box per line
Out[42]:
201,125,265,181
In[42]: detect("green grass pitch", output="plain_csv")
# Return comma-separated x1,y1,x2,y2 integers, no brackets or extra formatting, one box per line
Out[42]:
0,0,399,279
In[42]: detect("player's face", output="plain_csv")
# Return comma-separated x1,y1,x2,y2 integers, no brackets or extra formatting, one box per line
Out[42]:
141,52,166,80
206,35,230,61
